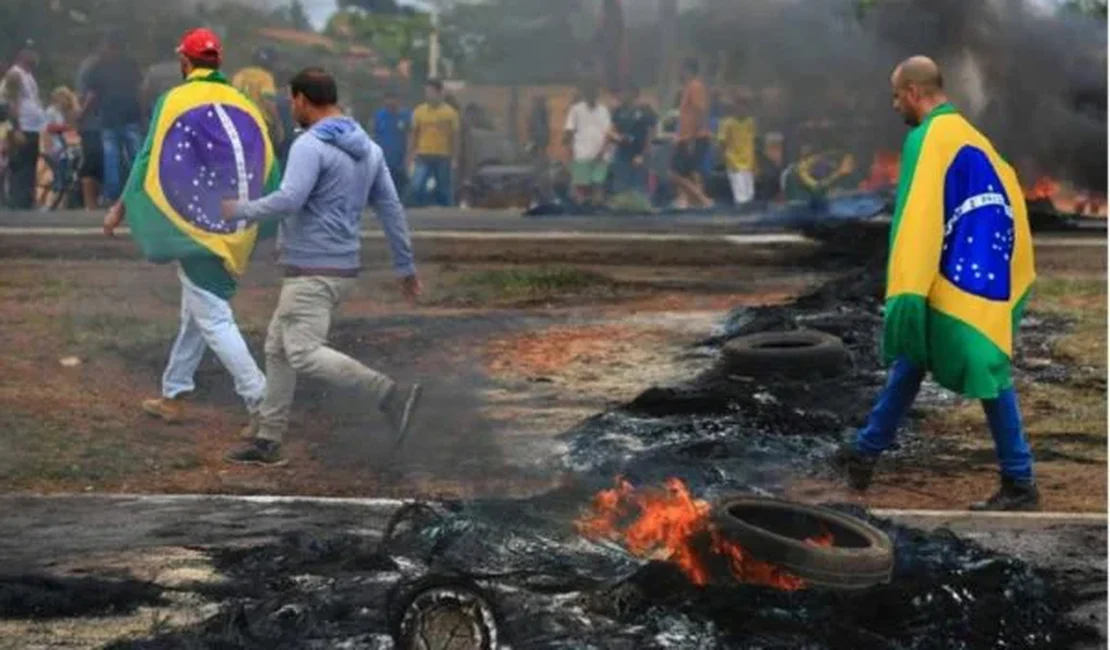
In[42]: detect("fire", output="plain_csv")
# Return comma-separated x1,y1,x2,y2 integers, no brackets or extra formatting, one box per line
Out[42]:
576,478,833,591
1024,176,1107,217
858,150,900,191
1025,176,1060,202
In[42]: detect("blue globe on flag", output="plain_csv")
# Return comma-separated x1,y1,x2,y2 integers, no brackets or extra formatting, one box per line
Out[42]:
941,146,1015,303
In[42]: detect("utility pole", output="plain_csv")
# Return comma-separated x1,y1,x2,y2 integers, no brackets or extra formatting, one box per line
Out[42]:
429,7,441,79
657,0,678,110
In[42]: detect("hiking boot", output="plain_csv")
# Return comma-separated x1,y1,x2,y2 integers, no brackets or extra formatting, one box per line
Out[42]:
970,477,1041,512
381,382,423,446
141,397,185,424
224,438,288,467
831,442,878,491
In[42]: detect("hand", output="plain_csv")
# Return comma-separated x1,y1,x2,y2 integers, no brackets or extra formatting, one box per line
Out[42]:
220,199,240,221
103,202,124,237
399,274,423,304
632,155,644,167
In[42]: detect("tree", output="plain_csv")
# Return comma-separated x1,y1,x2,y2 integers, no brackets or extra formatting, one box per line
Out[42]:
438,0,587,84
289,0,313,31
338,0,404,14
1060,0,1108,18
325,9,433,62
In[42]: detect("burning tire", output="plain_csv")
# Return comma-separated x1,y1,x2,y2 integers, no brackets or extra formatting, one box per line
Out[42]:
721,330,848,378
711,496,893,590
390,576,500,650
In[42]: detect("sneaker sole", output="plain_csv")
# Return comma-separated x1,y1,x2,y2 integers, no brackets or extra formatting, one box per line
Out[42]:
223,456,289,468
393,383,423,448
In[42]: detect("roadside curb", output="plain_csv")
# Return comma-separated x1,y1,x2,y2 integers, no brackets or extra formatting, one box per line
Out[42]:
0,227,1102,247
5,493,1103,526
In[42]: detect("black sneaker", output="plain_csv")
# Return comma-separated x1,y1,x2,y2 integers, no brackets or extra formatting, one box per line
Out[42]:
970,477,1041,512
224,438,288,467
831,443,878,491
381,382,423,446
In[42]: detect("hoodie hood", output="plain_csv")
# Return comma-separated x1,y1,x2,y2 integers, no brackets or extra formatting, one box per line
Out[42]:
311,116,372,161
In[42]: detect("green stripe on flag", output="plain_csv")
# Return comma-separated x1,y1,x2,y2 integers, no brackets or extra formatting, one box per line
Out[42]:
123,94,212,264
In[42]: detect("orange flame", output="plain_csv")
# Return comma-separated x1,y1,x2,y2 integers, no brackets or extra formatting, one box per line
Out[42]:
1024,176,1107,217
1025,176,1060,201
576,478,833,590
858,150,900,192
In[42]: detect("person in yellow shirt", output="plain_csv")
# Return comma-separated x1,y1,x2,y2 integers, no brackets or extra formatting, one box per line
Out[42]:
717,91,757,206
406,79,460,207
232,48,284,156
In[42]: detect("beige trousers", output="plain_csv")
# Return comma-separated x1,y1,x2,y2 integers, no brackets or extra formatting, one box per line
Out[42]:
257,276,395,443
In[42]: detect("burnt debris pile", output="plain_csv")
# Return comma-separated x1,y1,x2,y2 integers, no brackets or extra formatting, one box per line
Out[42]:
109,501,1098,649
561,232,1075,492
561,252,890,490
0,574,166,620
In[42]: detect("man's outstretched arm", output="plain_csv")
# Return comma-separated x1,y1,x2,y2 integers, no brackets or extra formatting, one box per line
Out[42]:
229,139,320,222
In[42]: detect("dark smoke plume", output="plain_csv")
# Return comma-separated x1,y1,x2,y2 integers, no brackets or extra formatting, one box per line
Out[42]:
693,0,1106,191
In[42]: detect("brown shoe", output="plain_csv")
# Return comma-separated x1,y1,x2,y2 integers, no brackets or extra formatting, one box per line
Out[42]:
141,397,185,424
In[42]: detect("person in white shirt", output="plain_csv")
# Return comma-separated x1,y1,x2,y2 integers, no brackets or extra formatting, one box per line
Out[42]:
563,81,612,208
2,43,47,209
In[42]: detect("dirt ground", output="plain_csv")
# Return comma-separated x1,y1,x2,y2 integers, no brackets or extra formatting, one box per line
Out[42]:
0,236,824,499
790,246,1107,512
0,237,1104,511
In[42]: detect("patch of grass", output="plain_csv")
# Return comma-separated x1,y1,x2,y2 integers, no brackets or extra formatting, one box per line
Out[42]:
0,275,78,301
1033,276,1106,369
59,312,177,355
927,272,1107,465
452,266,615,303
0,412,204,490
1032,276,1106,300
0,414,142,487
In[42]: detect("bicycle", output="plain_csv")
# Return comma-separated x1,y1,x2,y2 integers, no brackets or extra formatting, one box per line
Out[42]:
37,142,84,210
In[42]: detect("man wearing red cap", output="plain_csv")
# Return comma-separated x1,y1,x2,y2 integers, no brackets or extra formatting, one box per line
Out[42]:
103,29,279,435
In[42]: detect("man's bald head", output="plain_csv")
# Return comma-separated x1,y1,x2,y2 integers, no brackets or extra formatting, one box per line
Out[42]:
890,56,948,127
893,56,944,94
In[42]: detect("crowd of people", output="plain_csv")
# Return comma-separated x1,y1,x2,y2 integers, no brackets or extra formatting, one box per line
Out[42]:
555,58,879,213
0,36,299,212
1,37,884,214
0,35,148,210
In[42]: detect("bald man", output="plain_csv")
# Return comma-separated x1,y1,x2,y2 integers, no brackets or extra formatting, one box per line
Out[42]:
832,56,1039,511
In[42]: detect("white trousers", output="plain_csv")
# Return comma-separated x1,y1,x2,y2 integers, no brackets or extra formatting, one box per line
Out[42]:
728,170,755,205
161,266,266,412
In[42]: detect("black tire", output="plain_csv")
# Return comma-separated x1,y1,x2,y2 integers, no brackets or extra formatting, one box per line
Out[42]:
711,496,893,590
721,329,848,378
389,576,500,650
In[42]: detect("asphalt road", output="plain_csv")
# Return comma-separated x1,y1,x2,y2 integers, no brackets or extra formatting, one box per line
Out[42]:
0,494,1103,647
0,208,764,235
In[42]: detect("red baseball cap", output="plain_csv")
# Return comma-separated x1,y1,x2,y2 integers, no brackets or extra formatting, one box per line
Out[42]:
176,28,222,64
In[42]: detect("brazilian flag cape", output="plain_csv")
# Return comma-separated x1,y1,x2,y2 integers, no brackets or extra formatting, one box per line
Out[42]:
123,69,281,277
884,103,1036,399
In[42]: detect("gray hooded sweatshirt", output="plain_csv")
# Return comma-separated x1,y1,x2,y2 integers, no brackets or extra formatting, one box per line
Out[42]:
236,116,415,276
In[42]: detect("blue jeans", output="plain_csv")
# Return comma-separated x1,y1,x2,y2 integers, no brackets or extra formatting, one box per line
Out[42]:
611,156,647,195
102,124,143,201
408,155,453,207
162,266,266,412
855,357,1035,481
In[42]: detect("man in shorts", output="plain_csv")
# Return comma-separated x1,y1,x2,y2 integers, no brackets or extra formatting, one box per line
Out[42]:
563,81,612,208
670,59,713,209
75,46,103,209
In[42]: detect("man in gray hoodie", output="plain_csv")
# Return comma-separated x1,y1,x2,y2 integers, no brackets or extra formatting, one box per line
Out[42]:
221,67,422,467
